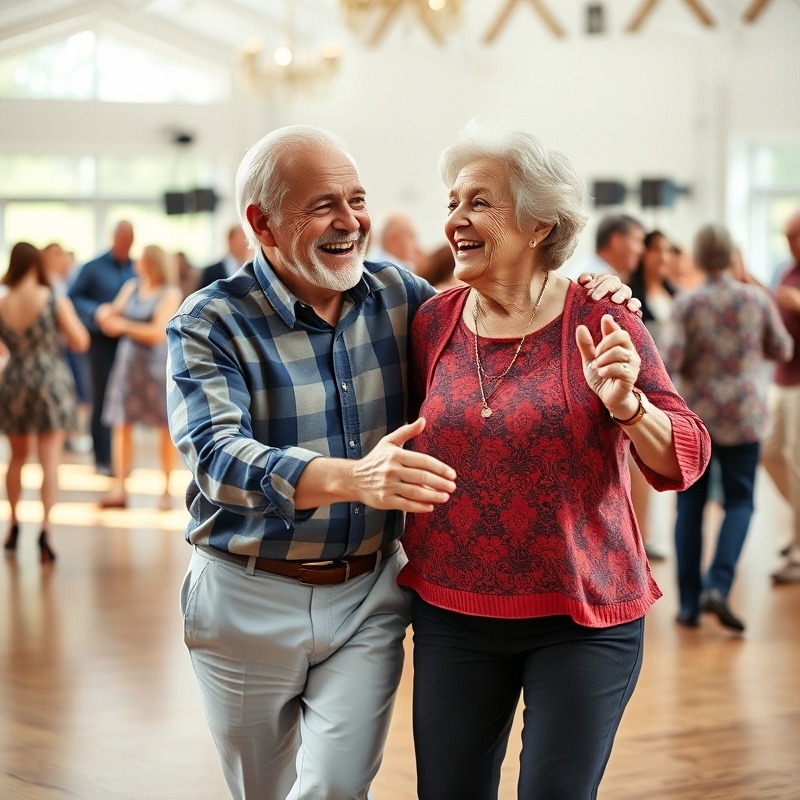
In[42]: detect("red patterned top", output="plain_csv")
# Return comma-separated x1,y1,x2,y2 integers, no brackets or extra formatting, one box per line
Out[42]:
397,282,711,628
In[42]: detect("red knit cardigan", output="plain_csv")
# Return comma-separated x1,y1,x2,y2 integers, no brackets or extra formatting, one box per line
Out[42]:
398,282,711,627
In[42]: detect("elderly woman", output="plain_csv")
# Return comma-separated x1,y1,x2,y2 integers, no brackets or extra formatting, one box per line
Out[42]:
667,224,792,632
397,121,711,800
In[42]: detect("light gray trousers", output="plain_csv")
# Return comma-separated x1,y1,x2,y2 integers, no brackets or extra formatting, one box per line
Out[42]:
762,384,800,558
181,545,411,800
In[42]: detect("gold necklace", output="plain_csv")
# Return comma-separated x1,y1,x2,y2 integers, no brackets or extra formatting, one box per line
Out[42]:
472,271,549,419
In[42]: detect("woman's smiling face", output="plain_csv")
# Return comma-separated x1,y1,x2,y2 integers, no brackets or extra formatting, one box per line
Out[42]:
444,158,530,285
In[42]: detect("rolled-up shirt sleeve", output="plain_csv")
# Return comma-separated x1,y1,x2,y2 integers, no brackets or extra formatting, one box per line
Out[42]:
167,313,319,525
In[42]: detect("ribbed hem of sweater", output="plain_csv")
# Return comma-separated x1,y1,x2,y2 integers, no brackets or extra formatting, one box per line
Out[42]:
398,567,662,629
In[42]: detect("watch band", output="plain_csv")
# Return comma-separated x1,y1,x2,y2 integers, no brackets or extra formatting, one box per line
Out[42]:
610,390,647,427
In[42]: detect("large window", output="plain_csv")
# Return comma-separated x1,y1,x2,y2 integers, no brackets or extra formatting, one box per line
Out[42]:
0,31,228,104
743,143,800,284
0,154,223,270
5,202,95,257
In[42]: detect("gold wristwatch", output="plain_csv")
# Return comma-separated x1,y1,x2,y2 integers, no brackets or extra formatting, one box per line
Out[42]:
610,390,647,427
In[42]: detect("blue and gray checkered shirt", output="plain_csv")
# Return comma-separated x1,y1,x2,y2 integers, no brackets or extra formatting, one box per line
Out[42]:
166,250,435,561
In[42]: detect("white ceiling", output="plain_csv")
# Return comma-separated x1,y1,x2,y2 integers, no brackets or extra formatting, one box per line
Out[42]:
1,0,799,74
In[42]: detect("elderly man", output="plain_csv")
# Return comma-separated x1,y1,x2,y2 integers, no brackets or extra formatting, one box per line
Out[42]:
68,220,134,474
166,125,637,800
565,213,645,283
369,210,424,271
763,209,800,583
197,223,252,289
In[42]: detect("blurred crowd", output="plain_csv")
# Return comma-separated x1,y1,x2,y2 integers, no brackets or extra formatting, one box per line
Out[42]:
1,207,799,626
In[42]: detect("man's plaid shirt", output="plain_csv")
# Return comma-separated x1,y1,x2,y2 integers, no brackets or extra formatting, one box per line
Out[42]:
166,250,435,561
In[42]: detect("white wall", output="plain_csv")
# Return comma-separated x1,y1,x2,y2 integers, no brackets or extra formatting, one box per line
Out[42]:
282,0,800,268
1,0,798,268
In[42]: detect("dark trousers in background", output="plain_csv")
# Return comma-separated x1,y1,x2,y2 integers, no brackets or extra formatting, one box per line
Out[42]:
88,333,119,471
410,593,644,800
674,440,760,617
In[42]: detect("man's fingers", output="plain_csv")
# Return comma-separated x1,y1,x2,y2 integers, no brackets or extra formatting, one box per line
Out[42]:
625,297,642,313
395,465,456,496
399,450,457,483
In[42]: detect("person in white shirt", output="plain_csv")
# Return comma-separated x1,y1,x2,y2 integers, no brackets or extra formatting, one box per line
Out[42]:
564,214,645,282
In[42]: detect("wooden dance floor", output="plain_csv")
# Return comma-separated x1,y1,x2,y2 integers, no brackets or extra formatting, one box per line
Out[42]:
1,435,799,799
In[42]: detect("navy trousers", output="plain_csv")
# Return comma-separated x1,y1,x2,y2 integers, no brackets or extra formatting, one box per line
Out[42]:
88,333,119,470
410,593,644,800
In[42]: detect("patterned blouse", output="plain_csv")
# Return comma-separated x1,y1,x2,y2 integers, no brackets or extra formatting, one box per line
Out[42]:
665,273,793,445
398,283,710,627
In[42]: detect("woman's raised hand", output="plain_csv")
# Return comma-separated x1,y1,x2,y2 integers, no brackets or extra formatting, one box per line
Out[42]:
575,314,641,420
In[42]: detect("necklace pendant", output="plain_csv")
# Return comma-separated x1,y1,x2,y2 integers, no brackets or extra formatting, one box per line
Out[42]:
481,406,493,418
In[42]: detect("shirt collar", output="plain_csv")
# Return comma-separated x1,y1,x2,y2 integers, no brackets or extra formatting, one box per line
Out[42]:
253,249,375,328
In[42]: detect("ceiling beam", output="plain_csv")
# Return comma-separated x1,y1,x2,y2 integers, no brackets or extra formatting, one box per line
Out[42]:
626,0,714,33
742,0,772,23
483,0,566,45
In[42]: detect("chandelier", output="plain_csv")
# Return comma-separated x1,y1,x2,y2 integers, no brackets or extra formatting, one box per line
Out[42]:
236,36,341,98
340,0,463,46
236,0,341,98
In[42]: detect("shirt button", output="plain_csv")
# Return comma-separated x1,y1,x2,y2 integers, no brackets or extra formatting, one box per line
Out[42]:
341,382,348,391
354,506,360,515
349,440,356,448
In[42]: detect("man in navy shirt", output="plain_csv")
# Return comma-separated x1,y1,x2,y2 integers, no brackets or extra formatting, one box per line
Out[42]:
68,220,134,474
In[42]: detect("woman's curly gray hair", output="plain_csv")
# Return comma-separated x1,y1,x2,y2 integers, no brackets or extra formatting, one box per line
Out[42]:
438,119,588,271
235,125,356,251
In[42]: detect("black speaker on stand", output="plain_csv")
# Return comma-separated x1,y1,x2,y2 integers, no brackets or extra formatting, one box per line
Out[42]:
592,180,628,207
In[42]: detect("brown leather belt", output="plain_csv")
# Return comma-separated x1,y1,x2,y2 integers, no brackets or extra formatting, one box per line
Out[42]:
221,541,398,586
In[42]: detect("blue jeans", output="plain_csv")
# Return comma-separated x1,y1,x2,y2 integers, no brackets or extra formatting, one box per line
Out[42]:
674,441,760,616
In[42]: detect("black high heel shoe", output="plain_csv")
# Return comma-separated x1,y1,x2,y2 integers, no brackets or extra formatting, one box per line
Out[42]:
4,524,19,552
38,531,56,564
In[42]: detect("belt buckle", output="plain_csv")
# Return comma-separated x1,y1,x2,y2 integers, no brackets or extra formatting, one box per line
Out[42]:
297,559,334,585
297,559,350,585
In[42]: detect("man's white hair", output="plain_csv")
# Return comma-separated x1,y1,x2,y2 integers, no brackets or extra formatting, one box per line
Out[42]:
235,125,357,251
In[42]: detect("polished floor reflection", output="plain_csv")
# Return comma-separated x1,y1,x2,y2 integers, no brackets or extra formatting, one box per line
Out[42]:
1,440,799,799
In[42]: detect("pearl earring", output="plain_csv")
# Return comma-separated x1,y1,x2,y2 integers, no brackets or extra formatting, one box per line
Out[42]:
529,240,537,248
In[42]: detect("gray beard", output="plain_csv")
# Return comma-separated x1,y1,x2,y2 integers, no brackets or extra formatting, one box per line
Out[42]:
297,244,366,293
